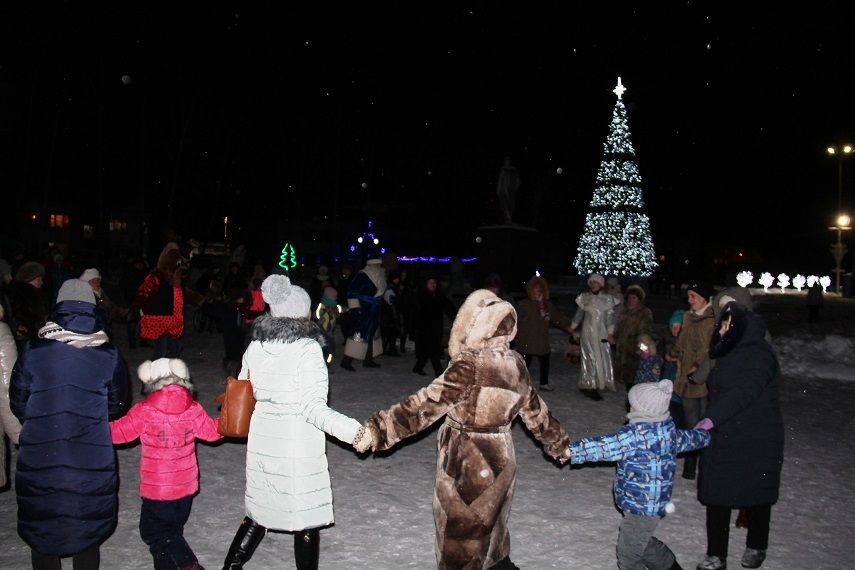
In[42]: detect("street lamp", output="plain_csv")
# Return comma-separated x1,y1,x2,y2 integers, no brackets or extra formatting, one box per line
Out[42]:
829,213,852,294
827,144,853,214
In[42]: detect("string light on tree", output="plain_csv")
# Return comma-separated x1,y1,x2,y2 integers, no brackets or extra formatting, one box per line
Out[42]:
776,273,790,293
278,243,298,272
807,275,819,288
736,271,754,287
793,274,806,291
758,272,774,293
574,77,657,277
820,275,831,292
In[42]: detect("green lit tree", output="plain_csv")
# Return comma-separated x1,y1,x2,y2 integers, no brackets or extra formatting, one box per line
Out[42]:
574,77,657,277
279,242,297,272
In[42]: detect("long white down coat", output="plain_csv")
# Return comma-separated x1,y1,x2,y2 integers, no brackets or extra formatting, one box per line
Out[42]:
239,315,361,531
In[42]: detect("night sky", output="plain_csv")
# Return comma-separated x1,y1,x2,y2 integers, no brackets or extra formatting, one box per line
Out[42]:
2,3,854,277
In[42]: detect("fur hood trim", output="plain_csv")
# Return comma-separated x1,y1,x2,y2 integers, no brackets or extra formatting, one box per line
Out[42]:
448,289,517,359
362,265,387,297
251,314,327,346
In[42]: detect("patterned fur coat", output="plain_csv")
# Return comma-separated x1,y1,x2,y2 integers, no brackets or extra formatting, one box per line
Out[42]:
365,289,570,569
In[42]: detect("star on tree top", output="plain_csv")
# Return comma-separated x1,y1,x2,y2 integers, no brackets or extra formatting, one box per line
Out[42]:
613,77,626,100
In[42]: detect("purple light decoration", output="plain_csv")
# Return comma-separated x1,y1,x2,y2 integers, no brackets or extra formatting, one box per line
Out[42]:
395,256,479,263
367,220,373,228
380,247,386,254
349,245,356,253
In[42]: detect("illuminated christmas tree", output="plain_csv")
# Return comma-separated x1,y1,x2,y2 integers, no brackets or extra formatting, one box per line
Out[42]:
279,242,297,272
574,77,657,277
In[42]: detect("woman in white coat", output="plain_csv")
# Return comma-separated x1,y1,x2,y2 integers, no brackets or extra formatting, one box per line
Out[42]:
221,274,363,570
569,273,621,401
0,304,22,489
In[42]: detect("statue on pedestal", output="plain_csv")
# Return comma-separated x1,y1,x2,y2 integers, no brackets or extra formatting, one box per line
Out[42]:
496,156,520,225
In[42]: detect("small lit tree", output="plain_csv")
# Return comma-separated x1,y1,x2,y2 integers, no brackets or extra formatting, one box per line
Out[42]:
793,274,806,292
776,273,790,293
758,272,774,293
279,242,297,272
807,275,819,288
820,275,832,292
736,271,754,288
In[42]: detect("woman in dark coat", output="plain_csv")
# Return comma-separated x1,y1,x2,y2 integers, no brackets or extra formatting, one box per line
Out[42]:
11,278,128,569
694,301,784,570
412,275,457,377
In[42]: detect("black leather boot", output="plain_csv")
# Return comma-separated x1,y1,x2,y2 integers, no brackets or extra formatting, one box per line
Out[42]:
294,529,320,570
490,556,521,570
222,517,266,570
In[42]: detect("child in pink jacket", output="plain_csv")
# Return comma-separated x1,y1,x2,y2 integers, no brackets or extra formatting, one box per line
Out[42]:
111,358,223,570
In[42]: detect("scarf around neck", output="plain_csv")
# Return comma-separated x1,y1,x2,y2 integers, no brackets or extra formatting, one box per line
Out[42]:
38,321,109,348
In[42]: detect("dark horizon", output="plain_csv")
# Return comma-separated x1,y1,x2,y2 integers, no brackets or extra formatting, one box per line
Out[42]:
2,3,854,280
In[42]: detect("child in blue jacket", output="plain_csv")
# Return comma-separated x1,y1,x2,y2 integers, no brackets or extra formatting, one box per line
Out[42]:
562,379,711,570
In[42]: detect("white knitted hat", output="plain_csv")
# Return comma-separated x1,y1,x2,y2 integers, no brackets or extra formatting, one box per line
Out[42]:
80,268,101,282
587,273,605,287
628,379,673,417
261,274,311,318
138,358,193,394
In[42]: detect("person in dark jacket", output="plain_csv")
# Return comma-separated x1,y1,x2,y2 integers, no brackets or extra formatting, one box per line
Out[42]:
412,275,457,377
134,246,186,359
514,275,572,391
8,261,49,349
693,301,784,570
11,278,128,569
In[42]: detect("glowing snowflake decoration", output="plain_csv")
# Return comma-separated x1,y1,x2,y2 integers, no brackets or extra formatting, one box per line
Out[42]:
758,272,774,293
776,273,790,293
736,271,753,288
793,274,806,292
820,275,832,292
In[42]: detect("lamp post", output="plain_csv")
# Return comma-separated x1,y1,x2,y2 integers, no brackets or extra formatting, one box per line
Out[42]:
829,213,852,295
827,144,853,214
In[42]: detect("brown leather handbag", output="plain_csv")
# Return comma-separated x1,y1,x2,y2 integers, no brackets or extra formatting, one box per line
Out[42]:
214,372,256,438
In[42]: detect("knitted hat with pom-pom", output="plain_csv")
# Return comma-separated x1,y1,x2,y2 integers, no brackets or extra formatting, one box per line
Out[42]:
261,274,311,318
138,358,193,394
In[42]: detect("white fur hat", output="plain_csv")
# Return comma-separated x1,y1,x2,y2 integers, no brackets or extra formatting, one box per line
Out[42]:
587,273,605,287
628,379,673,417
261,274,311,318
138,358,193,394
80,268,101,282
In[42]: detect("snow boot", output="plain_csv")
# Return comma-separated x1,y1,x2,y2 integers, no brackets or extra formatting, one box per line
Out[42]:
294,529,320,570
222,517,266,570
740,548,766,568
340,357,356,372
696,554,727,570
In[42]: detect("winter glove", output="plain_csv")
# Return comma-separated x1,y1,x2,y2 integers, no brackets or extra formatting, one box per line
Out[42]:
694,418,714,431
559,447,572,465
352,424,375,453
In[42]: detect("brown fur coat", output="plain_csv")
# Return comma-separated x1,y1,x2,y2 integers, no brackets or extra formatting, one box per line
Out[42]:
365,289,570,569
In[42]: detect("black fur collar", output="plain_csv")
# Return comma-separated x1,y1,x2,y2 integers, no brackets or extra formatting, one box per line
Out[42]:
251,314,326,346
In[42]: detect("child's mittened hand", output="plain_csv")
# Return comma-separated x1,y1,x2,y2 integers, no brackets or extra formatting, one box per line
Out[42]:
694,418,714,431
559,447,571,465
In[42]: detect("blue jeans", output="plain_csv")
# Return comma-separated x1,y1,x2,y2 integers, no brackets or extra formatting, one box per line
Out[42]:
139,496,196,570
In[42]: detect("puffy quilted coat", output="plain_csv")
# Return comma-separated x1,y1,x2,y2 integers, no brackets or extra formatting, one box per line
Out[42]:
134,272,184,341
365,289,570,569
240,315,361,531
11,300,127,556
569,419,710,516
110,384,223,500
0,321,21,487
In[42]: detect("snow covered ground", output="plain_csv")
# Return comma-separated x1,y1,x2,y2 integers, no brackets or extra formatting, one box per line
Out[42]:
0,288,852,569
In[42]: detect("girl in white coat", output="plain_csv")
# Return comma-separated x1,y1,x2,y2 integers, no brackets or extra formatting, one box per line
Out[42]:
221,274,364,570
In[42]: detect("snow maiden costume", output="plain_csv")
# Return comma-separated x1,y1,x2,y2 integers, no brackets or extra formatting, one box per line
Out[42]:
11,279,128,566
359,289,570,570
340,258,386,370
222,274,362,570
570,273,621,397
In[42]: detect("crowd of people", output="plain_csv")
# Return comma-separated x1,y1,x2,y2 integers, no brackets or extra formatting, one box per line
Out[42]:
0,244,785,570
